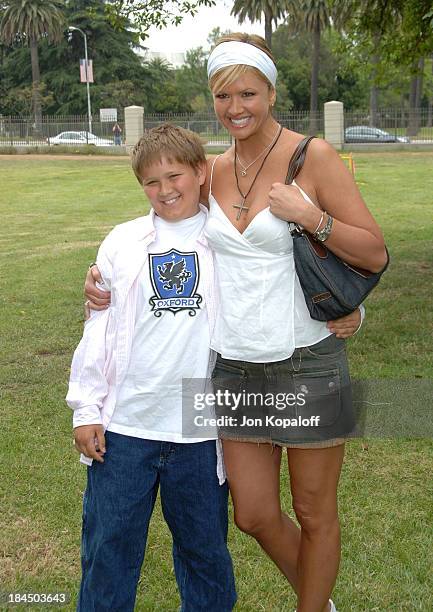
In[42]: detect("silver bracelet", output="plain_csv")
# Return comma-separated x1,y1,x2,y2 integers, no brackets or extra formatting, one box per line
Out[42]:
314,214,333,242
312,211,325,235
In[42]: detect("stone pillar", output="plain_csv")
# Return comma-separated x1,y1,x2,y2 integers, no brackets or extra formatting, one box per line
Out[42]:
124,105,144,147
324,101,344,150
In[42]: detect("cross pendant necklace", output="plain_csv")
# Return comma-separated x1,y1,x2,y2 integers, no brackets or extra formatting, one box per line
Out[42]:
232,125,283,220
233,199,249,221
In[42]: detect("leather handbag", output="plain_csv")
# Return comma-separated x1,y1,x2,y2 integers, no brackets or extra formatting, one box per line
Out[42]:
286,136,389,321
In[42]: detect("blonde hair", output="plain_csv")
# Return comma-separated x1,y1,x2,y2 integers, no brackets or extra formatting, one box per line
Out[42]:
209,33,276,93
131,123,206,184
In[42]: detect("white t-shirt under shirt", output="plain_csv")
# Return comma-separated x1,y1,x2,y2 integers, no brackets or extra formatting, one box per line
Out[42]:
108,210,213,443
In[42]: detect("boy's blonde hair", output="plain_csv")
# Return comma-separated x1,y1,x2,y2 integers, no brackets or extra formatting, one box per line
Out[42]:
209,32,276,94
131,123,206,184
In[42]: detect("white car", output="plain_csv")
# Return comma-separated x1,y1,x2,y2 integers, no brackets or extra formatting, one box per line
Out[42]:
47,131,113,146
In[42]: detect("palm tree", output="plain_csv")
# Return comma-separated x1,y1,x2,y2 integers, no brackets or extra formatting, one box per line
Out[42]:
0,0,65,128
407,56,424,137
427,54,433,128
290,0,354,134
300,0,330,133
352,1,402,128
231,0,290,50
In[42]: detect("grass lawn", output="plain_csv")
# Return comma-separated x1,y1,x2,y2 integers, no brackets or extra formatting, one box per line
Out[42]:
0,153,432,611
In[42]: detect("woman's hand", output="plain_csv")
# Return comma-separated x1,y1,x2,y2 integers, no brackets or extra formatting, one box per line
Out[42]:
74,424,106,463
268,183,315,225
84,265,111,311
327,309,361,339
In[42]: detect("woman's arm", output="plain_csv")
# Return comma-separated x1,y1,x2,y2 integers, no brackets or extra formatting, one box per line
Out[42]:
269,139,388,273
85,265,111,311
83,223,121,309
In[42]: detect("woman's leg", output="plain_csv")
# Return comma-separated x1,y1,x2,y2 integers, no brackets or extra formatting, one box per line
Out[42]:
288,444,345,612
222,440,301,593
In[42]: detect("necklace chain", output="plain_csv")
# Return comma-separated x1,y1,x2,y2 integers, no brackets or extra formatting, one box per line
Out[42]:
233,125,283,221
235,124,281,176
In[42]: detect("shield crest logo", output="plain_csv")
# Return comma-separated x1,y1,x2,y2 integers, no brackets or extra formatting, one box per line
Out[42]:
149,249,202,316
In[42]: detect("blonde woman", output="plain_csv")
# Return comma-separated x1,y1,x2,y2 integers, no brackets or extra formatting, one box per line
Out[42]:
84,33,386,612
201,33,386,612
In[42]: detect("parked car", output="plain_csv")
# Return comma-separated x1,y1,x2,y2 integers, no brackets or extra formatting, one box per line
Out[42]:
47,131,113,146
345,126,410,143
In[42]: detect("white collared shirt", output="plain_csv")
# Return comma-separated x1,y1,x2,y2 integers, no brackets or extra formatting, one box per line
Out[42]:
66,206,224,481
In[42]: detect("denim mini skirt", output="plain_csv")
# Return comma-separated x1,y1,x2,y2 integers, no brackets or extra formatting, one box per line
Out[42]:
211,334,355,448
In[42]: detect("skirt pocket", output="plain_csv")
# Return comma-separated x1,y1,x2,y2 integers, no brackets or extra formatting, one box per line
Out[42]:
293,367,342,427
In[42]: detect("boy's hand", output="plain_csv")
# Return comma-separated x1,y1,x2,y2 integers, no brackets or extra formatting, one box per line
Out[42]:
84,265,111,311
74,425,106,463
327,308,361,339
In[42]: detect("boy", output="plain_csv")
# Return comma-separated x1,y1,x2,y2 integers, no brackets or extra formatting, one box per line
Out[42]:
66,124,236,612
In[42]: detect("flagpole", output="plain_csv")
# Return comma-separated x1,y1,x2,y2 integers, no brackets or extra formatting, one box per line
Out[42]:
68,26,92,135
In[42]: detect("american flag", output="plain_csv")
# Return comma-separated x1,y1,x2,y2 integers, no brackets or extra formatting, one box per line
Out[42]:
80,59,94,83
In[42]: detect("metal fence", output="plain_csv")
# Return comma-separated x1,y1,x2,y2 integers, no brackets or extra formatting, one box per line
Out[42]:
143,112,230,146
345,108,433,142
142,110,323,147
0,108,432,148
0,114,125,146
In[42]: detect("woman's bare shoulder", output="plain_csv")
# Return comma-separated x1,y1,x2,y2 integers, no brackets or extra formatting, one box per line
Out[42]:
305,137,353,188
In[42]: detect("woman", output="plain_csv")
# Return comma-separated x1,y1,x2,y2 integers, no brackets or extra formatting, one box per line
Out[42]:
85,34,386,612
203,33,386,612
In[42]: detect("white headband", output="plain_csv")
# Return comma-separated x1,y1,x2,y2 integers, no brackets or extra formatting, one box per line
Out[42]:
207,41,277,87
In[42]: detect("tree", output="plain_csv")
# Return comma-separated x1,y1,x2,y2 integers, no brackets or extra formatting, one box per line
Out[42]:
352,0,433,66
231,0,290,50
299,0,329,133
0,0,65,128
272,23,368,113
0,0,156,116
427,54,433,128
290,0,354,133
407,57,424,137
339,0,433,131
175,47,212,111
1,82,54,116
105,0,216,39
207,27,232,49
340,1,402,126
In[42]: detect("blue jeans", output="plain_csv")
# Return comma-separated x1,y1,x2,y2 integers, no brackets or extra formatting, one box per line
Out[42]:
77,432,236,612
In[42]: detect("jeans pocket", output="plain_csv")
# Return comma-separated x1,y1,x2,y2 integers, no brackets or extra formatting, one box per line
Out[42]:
211,361,246,392
294,368,341,427
212,360,246,377
211,361,250,431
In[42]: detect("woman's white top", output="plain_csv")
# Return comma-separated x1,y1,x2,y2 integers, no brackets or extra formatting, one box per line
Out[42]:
204,158,331,363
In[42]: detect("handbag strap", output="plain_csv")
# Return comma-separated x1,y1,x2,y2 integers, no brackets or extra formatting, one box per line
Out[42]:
285,136,316,232
285,136,316,185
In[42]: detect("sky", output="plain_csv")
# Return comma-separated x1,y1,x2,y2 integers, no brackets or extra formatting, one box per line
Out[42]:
143,1,260,53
